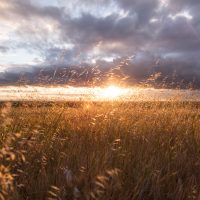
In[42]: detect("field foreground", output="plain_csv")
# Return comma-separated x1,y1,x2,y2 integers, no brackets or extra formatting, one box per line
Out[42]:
1,101,200,199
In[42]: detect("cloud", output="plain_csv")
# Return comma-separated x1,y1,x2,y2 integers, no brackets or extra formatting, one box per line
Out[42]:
116,0,158,26
0,0,200,87
1,55,200,89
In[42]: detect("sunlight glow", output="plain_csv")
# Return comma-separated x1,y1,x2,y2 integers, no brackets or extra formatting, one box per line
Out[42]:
101,86,128,99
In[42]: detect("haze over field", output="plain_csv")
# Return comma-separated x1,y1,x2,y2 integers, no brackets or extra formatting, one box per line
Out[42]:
0,86,200,101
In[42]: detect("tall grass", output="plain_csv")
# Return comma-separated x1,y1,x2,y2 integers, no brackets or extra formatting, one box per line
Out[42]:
1,101,200,199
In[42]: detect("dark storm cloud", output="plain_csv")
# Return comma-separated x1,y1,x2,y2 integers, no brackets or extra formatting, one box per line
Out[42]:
0,0,200,87
156,18,200,53
168,0,200,12
1,56,200,89
60,13,147,53
116,0,158,26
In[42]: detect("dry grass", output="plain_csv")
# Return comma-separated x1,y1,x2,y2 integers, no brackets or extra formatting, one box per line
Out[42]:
1,101,200,199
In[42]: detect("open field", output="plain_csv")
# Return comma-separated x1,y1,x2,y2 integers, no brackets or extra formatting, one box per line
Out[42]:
1,101,200,199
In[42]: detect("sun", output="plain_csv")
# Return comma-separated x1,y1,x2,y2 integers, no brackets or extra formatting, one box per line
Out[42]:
102,86,126,99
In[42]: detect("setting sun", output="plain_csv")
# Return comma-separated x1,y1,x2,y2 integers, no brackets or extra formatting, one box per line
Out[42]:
101,86,128,99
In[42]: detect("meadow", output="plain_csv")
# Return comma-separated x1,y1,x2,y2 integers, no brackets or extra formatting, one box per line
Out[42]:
1,101,200,199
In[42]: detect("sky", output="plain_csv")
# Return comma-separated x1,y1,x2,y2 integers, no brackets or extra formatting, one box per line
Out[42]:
0,0,200,87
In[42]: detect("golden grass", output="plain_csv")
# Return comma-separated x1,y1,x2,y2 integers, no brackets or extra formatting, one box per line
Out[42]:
1,101,200,199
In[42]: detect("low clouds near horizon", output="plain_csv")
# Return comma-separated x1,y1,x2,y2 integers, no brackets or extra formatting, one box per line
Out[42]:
0,0,200,87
